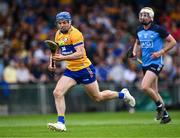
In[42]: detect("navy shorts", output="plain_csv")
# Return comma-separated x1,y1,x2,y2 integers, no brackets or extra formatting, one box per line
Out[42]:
142,64,164,76
63,64,96,84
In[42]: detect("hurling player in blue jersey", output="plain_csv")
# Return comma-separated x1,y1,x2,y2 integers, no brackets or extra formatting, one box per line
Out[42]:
133,7,176,124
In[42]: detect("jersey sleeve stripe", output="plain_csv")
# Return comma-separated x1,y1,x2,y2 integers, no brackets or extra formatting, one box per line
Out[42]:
73,42,83,47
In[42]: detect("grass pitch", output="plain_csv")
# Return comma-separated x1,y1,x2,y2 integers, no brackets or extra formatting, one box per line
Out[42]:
0,111,180,138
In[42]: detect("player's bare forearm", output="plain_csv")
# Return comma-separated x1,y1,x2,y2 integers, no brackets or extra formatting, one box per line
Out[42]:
133,39,140,57
52,45,84,61
52,52,83,61
152,35,176,58
162,34,176,53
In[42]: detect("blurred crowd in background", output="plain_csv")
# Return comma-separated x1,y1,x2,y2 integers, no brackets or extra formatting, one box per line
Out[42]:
0,0,179,89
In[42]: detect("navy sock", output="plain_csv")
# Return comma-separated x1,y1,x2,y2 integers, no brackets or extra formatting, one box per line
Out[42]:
155,101,162,108
58,116,65,124
118,92,124,99
163,109,169,117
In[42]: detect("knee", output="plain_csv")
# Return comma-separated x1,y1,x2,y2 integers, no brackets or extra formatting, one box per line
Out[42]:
140,84,149,92
53,89,63,98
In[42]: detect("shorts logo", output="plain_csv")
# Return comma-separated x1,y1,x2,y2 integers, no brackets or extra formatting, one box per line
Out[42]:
87,67,94,78
157,67,161,71
157,65,163,71
150,67,156,71
83,79,89,81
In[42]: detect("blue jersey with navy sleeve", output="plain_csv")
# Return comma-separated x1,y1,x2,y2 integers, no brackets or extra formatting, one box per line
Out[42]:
136,23,169,66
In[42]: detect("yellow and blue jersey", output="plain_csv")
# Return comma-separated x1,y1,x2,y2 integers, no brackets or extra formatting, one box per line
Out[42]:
55,26,91,71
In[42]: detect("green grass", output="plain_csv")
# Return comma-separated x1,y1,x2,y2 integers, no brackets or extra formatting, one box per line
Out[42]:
0,111,180,138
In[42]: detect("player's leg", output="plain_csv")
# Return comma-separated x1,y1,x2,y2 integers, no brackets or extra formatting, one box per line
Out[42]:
151,77,164,120
48,75,77,131
141,70,160,101
152,77,171,123
152,77,164,104
54,75,76,115
83,80,135,107
141,71,171,123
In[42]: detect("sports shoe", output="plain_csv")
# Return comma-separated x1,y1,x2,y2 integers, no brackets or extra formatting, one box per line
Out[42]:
155,106,164,121
160,116,171,124
121,88,136,107
47,122,67,132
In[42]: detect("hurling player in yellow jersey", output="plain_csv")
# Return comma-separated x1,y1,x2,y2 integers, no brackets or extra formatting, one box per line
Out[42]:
47,11,135,132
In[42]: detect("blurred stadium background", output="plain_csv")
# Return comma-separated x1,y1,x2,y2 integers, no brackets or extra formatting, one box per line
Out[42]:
0,0,179,115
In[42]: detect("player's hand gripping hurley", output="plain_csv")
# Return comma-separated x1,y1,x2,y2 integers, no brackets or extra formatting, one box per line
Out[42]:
44,40,58,71
126,46,142,64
